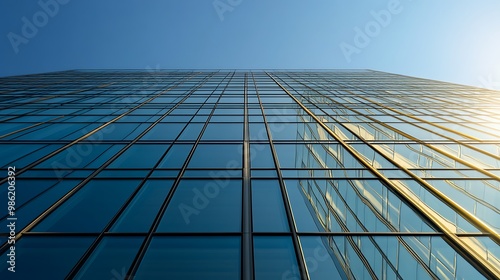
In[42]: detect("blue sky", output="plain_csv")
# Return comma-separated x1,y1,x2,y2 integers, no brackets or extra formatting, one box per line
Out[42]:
1,0,500,89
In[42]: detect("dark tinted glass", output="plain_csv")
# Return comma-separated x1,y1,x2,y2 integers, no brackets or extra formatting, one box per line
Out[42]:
135,236,241,279
111,180,174,232
0,236,94,279
254,236,298,280
75,237,144,279
252,180,289,232
32,180,139,232
157,180,241,232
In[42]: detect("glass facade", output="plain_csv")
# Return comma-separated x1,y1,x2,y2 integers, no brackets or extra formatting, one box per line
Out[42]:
0,70,499,279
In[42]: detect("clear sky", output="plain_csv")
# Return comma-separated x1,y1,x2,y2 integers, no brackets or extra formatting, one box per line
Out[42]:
1,0,500,89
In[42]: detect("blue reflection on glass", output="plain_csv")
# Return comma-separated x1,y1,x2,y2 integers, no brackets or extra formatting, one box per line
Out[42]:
157,180,241,232
300,236,346,280
108,144,169,168
284,180,323,232
111,180,174,232
135,236,240,279
157,144,192,168
250,144,275,168
33,180,139,232
0,180,78,234
254,236,298,280
188,144,242,168
252,180,289,232
0,236,94,279
202,123,243,140
141,123,186,140
75,237,143,279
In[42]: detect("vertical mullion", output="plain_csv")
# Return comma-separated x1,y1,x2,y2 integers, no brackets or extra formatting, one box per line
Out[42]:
252,73,310,280
242,73,254,280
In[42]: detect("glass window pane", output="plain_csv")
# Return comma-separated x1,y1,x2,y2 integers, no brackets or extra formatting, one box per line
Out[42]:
0,236,94,278
0,144,43,168
275,143,364,169
157,144,192,168
300,236,346,280
86,144,126,168
91,123,149,141
188,144,242,168
135,236,240,279
157,180,241,232
0,180,79,233
284,180,322,232
250,144,275,168
35,144,114,169
178,123,204,140
111,180,174,232
75,237,144,279
249,123,268,140
33,180,139,232
254,236,298,280
141,123,186,140
4,144,63,168
108,144,169,168
0,179,57,207
252,180,289,232
202,123,243,140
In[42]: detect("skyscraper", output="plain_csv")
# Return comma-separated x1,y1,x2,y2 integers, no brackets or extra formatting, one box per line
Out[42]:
1,70,499,279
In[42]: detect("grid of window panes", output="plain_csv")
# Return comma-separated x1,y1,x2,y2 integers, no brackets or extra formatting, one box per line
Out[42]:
0,70,499,279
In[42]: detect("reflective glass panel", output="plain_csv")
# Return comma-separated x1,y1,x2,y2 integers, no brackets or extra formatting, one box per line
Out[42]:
252,180,289,232
188,144,242,168
0,236,94,279
111,180,174,232
254,236,298,280
33,180,139,232
157,180,241,232
75,237,144,279
135,236,241,279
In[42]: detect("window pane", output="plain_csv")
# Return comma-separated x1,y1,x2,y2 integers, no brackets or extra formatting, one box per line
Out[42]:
249,123,268,140
250,144,275,168
141,123,186,140
33,180,139,232
0,180,78,233
75,237,144,279
178,123,204,140
202,123,243,140
252,180,289,232
135,236,240,279
108,144,169,168
188,144,242,168
0,236,94,278
35,144,114,169
284,180,322,232
157,180,241,232
0,144,43,168
254,236,298,280
300,236,346,280
111,180,174,232
157,144,192,168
